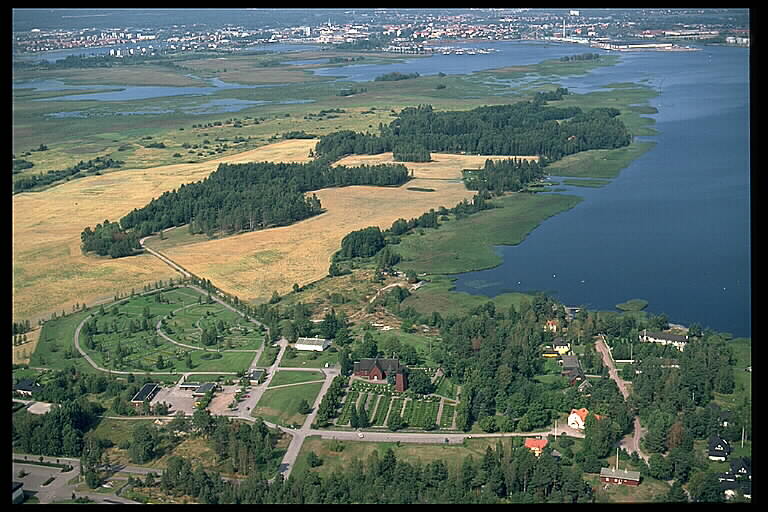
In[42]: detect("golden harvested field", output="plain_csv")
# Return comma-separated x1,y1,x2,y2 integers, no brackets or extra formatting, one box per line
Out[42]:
12,139,316,324
335,152,539,180
13,135,531,323
161,152,524,304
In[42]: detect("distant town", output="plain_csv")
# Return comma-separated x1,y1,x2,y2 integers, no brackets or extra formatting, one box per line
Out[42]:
13,8,749,58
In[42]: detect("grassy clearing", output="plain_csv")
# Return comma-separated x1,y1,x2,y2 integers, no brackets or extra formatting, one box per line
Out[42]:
251,381,324,426
268,370,325,387
395,192,582,275
294,436,519,477
400,274,532,319
279,349,338,369
546,141,657,179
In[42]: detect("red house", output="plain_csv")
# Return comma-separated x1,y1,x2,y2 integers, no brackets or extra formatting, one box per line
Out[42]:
600,467,641,486
524,438,549,457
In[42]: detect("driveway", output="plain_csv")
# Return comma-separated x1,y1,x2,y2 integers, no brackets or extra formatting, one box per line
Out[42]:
594,335,649,463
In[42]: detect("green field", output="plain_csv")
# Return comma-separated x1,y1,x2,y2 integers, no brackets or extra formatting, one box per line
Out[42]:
293,436,522,477
268,370,325,388
251,381,324,427
279,348,338,369
395,193,583,275
546,141,657,179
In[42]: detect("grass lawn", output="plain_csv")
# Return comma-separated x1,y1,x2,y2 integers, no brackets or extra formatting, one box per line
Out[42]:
90,417,156,446
435,376,458,400
279,349,338,369
714,337,751,409
251,381,324,426
268,370,325,387
29,309,101,374
256,344,280,367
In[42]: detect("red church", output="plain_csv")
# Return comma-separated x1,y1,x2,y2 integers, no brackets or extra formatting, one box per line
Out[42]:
353,358,408,392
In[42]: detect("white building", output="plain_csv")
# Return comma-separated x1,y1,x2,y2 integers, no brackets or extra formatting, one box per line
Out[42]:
568,408,589,430
639,329,688,351
295,337,331,351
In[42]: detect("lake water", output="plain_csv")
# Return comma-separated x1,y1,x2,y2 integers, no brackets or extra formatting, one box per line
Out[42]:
451,44,751,338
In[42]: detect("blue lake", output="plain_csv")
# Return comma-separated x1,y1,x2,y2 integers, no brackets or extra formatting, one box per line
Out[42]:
451,45,751,338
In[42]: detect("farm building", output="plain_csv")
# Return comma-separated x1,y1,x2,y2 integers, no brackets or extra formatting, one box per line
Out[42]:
542,349,560,358
600,467,641,486
560,355,585,385
639,329,689,351
553,338,571,355
295,337,331,351
179,381,201,390
524,438,548,457
544,319,559,333
130,383,160,407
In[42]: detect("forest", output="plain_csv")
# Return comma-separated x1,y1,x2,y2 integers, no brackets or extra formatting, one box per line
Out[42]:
80,219,141,258
313,100,631,163
79,160,409,258
144,441,595,504
119,160,409,237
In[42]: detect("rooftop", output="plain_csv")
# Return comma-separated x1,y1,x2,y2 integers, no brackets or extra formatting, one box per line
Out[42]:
524,438,549,450
194,382,217,395
131,383,159,403
296,337,330,346
600,467,641,481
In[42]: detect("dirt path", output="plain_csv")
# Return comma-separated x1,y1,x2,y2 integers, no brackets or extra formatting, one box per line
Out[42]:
594,334,649,463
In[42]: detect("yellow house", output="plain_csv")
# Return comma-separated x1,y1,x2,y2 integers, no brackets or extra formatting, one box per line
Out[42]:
553,339,571,355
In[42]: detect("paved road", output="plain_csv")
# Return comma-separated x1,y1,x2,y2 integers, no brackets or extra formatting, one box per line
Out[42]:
594,335,649,463
12,453,142,504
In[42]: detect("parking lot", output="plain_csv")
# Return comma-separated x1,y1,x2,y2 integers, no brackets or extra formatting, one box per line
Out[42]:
151,385,196,415
207,385,240,415
13,462,75,503
151,383,247,416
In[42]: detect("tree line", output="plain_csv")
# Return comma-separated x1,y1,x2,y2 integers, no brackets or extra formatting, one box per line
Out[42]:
117,160,409,240
313,100,631,163
139,440,594,504
463,158,545,194
13,156,124,193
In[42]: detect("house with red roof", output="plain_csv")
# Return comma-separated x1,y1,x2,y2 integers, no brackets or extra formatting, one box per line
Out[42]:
524,438,549,457
567,408,603,430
